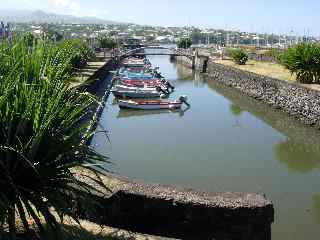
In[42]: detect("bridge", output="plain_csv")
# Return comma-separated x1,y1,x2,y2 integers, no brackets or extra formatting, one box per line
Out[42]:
118,45,210,72
121,46,194,59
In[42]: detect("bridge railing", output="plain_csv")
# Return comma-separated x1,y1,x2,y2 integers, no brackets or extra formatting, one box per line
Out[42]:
117,46,196,59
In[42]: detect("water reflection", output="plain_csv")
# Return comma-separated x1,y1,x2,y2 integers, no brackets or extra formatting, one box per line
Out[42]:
313,194,320,224
229,104,244,117
94,56,320,240
117,107,190,119
176,61,193,80
275,138,320,173
202,75,320,173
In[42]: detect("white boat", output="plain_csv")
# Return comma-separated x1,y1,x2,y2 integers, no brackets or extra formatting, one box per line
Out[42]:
111,89,167,99
113,84,168,92
118,96,189,110
111,82,170,98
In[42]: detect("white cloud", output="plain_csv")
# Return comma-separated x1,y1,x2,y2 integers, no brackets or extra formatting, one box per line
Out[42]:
47,0,82,16
45,0,108,17
69,1,81,15
48,0,70,7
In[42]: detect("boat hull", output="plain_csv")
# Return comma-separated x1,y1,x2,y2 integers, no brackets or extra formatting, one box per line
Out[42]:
113,85,160,92
118,100,182,110
112,90,163,99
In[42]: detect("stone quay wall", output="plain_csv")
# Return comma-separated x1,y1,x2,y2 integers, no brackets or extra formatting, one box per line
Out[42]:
206,61,320,128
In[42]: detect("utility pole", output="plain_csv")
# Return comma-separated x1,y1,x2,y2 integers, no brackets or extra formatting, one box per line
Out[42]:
226,32,229,47
236,33,238,46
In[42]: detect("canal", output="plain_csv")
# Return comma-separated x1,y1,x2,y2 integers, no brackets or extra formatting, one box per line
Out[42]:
91,53,320,240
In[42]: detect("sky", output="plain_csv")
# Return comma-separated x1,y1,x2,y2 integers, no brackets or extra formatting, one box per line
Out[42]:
1,0,319,35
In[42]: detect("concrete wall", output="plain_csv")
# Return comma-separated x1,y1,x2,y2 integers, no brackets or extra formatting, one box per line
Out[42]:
175,56,193,69
81,58,119,144
207,61,320,128
79,175,274,240
248,53,276,63
175,55,208,72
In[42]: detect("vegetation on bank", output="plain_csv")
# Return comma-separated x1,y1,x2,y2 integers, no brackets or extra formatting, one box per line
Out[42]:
228,48,249,65
58,39,95,70
214,59,294,82
98,36,117,50
0,35,109,239
280,43,320,84
222,43,320,85
177,37,192,49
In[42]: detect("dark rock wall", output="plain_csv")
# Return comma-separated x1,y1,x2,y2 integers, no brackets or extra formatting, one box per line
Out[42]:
207,61,320,128
248,53,276,63
79,176,274,240
81,58,119,144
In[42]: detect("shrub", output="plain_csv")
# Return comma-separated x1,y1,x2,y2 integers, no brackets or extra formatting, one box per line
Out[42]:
177,38,192,49
0,37,108,238
58,39,94,69
98,36,117,49
228,48,249,65
280,43,320,84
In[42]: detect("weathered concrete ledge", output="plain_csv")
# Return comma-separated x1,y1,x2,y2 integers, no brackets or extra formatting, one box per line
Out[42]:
80,57,119,144
78,173,274,240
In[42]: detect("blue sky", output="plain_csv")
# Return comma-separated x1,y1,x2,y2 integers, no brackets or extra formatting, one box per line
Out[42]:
1,0,319,35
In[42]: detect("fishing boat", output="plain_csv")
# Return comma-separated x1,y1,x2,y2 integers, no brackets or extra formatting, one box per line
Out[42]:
111,85,170,98
112,84,168,92
120,82,166,89
121,79,162,85
118,96,189,110
111,90,166,99
121,79,174,90
122,58,150,68
120,72,155,80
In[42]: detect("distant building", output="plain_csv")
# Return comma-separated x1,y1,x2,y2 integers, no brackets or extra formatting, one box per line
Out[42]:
0,21,11,40
0,21,5,39
121,37,144,49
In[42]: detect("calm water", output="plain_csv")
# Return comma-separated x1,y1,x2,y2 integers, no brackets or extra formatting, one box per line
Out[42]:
91,54,320,240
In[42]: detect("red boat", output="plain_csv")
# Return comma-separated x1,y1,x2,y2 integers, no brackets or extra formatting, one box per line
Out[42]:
121,80,163,88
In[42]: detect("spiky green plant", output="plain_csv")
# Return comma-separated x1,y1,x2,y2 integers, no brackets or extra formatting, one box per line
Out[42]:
228,48,248,65
177,38,192,49
280,43,320,84
0,36,109,239
57,39,95,70
98,37,117,50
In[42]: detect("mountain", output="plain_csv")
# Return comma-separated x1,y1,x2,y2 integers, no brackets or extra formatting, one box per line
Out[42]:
0,9,119,25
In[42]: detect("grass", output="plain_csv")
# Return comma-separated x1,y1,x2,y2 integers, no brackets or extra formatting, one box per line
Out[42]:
69,52,112,88
70,61,107,87
214,58,320,91
214,59,295,82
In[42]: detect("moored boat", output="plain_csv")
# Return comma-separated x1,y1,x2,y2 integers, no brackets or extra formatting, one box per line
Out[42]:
121,79,163,86
112,84,168,92
111,87,169,99
118,96,189,110
120,79,174,91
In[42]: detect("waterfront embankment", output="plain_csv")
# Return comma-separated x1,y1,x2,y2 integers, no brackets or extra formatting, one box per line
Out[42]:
175,55,320,128
75,171,274,240
82,53,274,240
